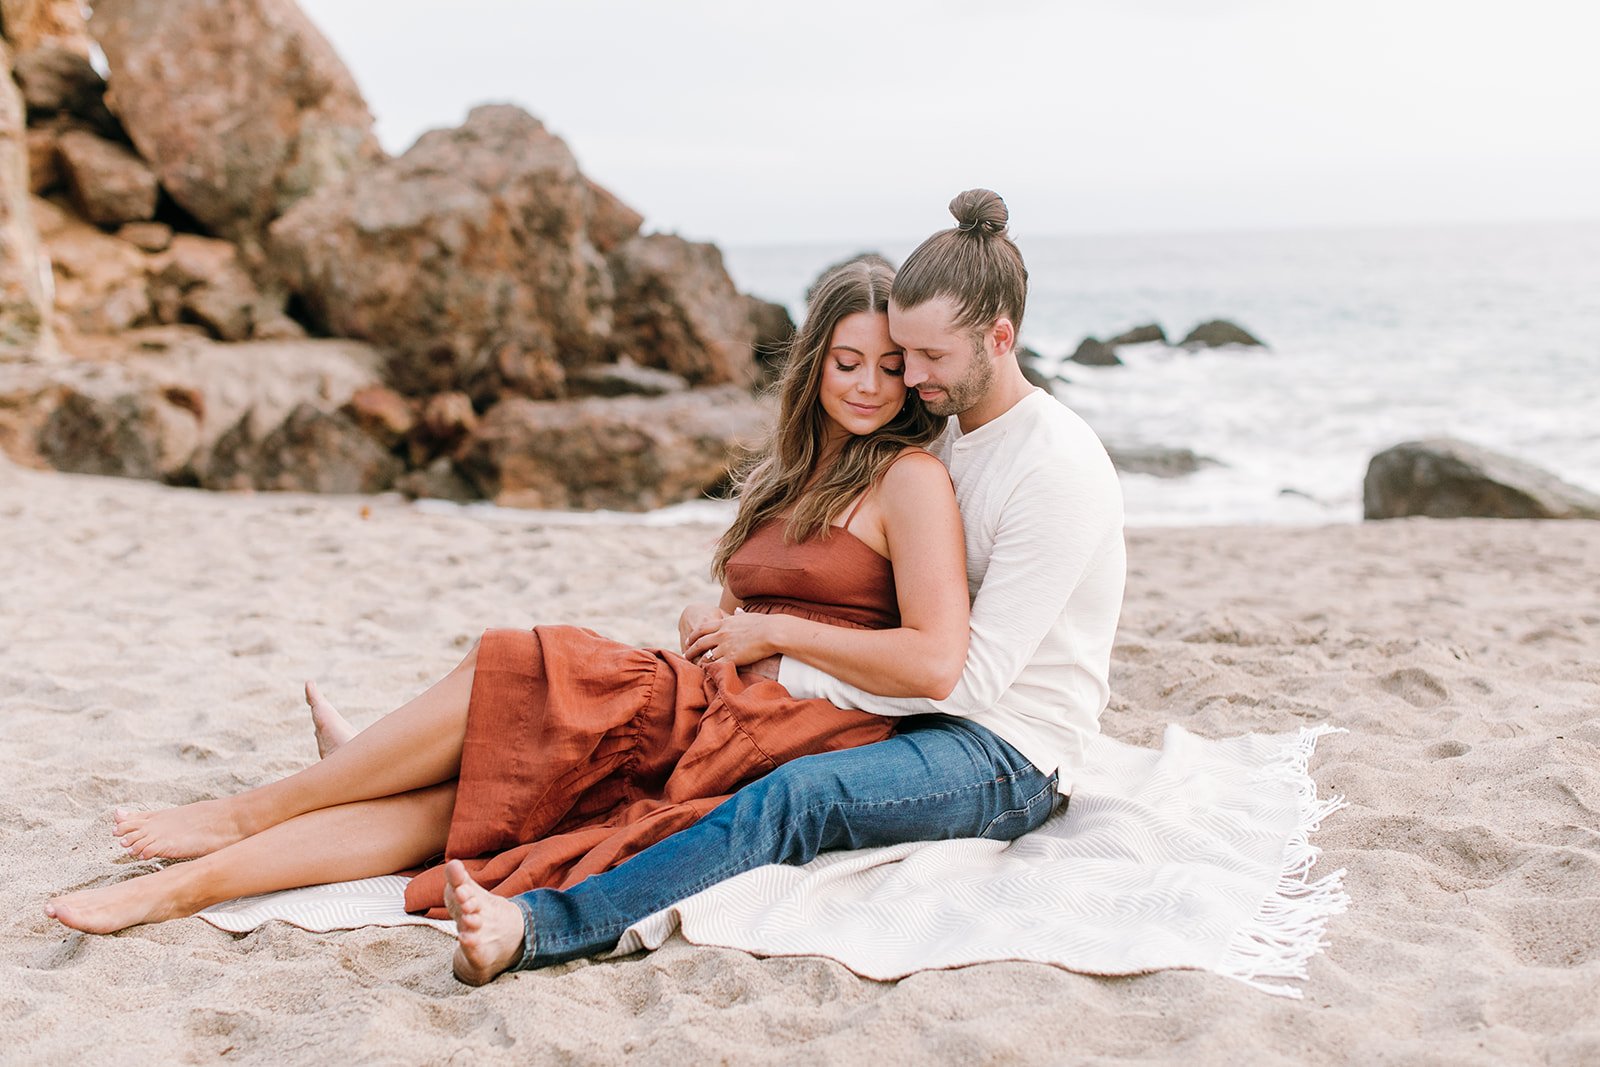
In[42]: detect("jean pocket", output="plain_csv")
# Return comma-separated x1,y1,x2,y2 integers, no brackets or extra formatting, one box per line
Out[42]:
977,771,1059,841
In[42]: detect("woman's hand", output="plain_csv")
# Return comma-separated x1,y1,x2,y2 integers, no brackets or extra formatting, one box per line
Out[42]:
684,610,791,668
678,604,727,656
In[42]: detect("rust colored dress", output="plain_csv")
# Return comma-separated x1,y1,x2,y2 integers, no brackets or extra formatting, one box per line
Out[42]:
403,513,900,917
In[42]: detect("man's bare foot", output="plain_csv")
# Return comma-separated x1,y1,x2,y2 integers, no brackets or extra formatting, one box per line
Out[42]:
45,872,193,934
112,799,248,860
444,860,526,985
306,681,357,758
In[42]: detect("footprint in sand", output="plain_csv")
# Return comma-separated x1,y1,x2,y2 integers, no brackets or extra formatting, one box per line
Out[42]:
1425,740,1471,760
1377,666,1449,708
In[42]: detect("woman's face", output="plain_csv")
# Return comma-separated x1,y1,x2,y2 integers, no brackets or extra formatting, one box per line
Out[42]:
818,311,907,444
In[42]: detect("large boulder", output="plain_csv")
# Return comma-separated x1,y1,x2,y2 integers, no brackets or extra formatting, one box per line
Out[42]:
1364,438,1600,520
0,43,54,361
54,128,159,226
608,233,760,387
1181,319,1265,349
1068,336,1121,367
455,385,770,510
206,400,402,493
88,0,384,261
35,368,201,479
9,333,388,481
1106,323,1166,346
269,104,618,402
1107,444,1221,479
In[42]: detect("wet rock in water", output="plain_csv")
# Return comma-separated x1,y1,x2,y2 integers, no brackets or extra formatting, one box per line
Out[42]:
269,104,614,402
1363,438,1600,520
608,233,760,388
1017,347,1056,391
89,0,384,260
0,44,55,360
1180,319,1265,349
1068,337,1121,367
455,385,771,511
54,128,159,226
567,358,688,398
1106,444,1221,479
31,194,151,336
1106,323,1166,346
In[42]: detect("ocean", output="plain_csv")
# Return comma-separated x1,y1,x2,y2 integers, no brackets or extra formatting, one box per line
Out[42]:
723,220,1600,526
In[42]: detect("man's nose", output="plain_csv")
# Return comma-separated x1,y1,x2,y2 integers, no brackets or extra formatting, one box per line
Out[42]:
904,359,928,389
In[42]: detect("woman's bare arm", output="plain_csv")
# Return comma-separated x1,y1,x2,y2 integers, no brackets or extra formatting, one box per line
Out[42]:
687,452,969,698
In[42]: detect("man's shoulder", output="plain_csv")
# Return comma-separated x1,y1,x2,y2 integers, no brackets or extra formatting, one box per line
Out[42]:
1012,393,1118,482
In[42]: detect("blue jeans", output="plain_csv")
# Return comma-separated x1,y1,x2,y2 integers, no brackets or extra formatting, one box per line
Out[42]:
510,715,1061,968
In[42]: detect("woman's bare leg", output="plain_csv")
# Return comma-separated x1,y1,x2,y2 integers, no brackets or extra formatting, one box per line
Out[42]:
52,783,457,934
115,641,481,860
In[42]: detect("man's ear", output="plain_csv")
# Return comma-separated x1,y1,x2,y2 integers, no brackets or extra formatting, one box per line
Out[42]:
989,317,1017,358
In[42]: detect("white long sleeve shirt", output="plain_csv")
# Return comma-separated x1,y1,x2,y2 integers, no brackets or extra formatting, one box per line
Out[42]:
779,389,1126,793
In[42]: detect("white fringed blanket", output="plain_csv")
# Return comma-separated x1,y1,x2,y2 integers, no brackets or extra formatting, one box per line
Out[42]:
200,724,1347,997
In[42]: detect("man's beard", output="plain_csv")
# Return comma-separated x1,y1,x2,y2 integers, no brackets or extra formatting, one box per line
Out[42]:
921,342,994,417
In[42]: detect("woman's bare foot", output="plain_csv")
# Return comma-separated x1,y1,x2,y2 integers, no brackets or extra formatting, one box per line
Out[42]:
444,860,526,985
45,872,194,934
306,681,357,758
112,798,249,860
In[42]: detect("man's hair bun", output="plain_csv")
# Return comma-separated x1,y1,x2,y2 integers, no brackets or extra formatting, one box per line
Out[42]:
949,189,1008,236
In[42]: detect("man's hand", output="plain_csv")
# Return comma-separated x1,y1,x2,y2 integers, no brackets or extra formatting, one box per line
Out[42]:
678,603,727,656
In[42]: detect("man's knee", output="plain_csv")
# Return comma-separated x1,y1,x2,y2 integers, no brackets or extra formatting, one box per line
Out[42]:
718,756,846,864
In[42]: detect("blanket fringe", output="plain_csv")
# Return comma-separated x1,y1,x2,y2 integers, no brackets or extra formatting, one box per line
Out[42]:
1217,723,1350,998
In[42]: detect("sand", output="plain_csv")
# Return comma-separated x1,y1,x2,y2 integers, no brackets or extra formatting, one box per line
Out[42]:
2,458,1597,1065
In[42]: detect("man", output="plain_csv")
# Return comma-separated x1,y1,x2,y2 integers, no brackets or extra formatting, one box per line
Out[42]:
444,189,1127,983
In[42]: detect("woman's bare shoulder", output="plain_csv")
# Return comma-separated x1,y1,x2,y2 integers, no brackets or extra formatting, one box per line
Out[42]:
879,448,956,509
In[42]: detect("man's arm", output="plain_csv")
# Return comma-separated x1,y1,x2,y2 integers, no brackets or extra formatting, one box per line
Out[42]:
780,456,1120,716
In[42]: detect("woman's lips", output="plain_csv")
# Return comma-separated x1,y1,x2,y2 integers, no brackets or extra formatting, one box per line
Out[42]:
846,401,881,415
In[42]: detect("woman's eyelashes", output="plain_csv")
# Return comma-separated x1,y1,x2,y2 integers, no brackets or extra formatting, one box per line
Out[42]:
832,356,904,375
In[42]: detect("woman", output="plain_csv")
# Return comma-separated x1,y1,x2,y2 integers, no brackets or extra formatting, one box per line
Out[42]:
45,258,970,958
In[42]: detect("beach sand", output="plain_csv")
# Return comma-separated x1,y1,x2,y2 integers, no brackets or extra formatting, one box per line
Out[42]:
3,459,1597,1065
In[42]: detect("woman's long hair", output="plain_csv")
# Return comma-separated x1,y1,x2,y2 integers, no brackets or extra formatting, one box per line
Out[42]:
711,258,944,581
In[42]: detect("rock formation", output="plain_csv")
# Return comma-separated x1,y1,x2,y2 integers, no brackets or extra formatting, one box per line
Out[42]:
1106,323,1166,346
1180,319,1265,349
0,3,781,511
1068,337,1122,367
0,41,53,360
1364,438,1600,520
269,104,620,402
89,0,384,263
1106,444,1220,479
456,387,771,511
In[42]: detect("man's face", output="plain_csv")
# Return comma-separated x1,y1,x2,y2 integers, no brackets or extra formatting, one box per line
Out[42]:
888,296,993,418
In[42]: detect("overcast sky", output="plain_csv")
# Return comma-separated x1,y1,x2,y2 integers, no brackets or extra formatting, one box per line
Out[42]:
298,0,1600,246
